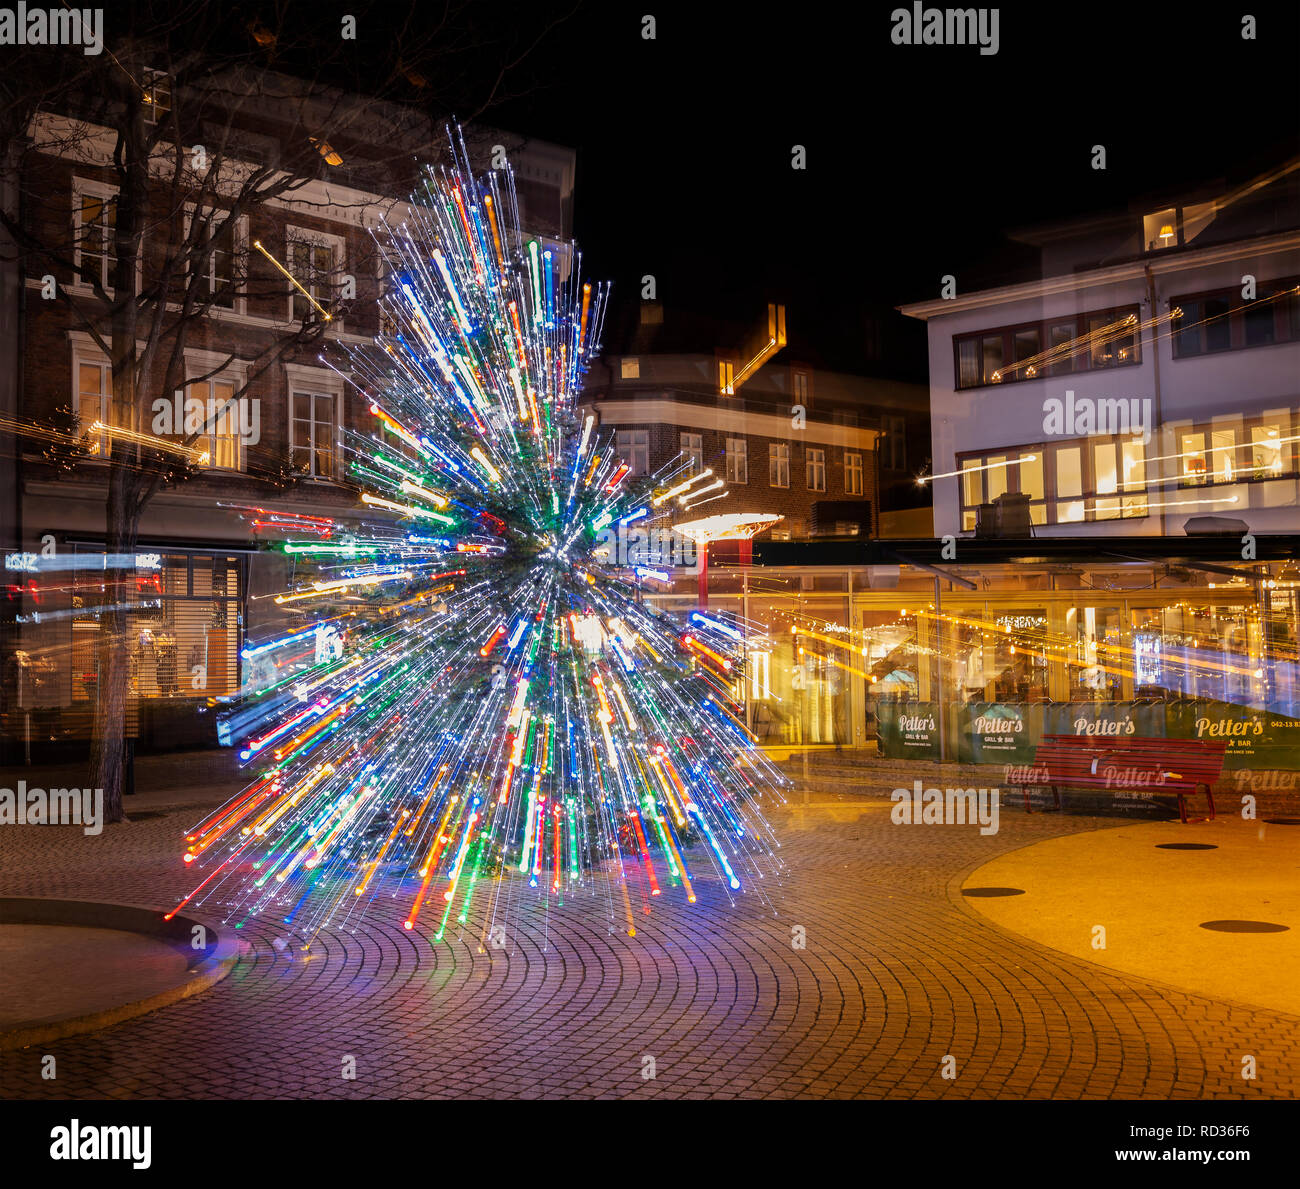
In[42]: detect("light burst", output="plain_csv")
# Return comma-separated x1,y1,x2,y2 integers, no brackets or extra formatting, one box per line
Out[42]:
175,130,787,946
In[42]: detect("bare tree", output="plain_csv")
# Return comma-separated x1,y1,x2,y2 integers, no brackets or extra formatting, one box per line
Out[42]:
0,0,575,820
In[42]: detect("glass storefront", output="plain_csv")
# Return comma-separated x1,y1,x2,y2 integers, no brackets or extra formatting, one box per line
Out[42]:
645,562,1300,767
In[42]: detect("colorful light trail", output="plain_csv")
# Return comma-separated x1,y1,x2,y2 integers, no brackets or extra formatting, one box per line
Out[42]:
175,130,787,947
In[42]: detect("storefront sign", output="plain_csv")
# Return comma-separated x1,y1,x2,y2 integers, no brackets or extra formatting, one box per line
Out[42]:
876,702,941,761
1167,702,1300,769
959,703,1040,764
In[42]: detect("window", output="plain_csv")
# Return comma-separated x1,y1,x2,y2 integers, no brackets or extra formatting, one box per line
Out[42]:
793,370,811,406
718,358,735,395
1055,447,1084,523
73,180,117,291
805,447,826,492
1172,278,1300,358
1180,431,1208,486
286,228,343,322
680,432,703,473
187,378,244,470
142,69,171,125
620,357,640,380
844,451,863,495
960,438,1156,527
1046,321,1076,376
882,415,906,469
982,335,1003,384
726,437,748,484
954,305,1142,389
1250,424,1285,478
291,392,338,478
75,356,111,456
188,208,243,312
378,251,402,338
616,429,649,476
1211,427,1237,484
769,443,790,488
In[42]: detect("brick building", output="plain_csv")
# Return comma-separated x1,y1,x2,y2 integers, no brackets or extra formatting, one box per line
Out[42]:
1,65,573,754
578,302,929,545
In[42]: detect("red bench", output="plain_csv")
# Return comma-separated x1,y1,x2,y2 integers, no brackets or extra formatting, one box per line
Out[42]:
1006,735,1228,822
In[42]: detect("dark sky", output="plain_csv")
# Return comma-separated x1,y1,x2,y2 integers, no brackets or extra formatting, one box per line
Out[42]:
487,0,1300,373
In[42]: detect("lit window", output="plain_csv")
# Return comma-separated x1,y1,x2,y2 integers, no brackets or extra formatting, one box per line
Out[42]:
187,378,244,470
1251,425,1285,477
1055,447,1084,523
142,69,171,126
620,357,640,380
844,452,863,495
76,357,111,456
75,183,117,290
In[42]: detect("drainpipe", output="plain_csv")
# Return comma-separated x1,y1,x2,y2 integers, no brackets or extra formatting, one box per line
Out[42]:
1144,265,1167,537
934,576,946,763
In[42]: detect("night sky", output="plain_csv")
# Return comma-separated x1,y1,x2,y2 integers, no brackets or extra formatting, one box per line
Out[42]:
488,1,1300,373
203,0,1300,374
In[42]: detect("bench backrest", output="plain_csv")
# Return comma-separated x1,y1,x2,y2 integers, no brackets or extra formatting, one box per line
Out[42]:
1031,734,1227,789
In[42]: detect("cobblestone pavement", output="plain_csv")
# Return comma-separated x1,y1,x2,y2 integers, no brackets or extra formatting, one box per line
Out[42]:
1,791,1297,1099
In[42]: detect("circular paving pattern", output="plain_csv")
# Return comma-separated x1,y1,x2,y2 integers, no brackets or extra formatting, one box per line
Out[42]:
0,796,1297,1098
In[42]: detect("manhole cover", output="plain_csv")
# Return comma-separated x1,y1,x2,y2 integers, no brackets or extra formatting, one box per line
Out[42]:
1199,920,1290,933
1156,842,1218,850
961,887,1025,898
1263,817,1300,826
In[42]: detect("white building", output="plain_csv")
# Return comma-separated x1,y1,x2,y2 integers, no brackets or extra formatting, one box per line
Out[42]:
901,162,1300,539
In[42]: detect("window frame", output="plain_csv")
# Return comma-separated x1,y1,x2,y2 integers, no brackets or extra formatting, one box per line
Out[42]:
1170,276,1300,359
844,451,864,496
285,363,345,482
71,176,120,294
284,224,346,325
725,437,748,485
806,446,826,492
72,349,112,458
769,442,790,489
616,428,650,477
952,303,1143,390
680,431,703,473
184,205,247,315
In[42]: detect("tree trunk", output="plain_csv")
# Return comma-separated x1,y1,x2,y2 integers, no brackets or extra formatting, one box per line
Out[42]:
89,464,138,823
